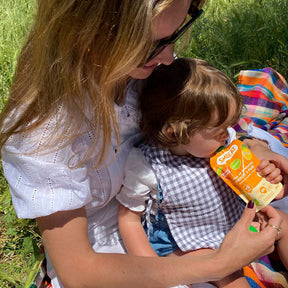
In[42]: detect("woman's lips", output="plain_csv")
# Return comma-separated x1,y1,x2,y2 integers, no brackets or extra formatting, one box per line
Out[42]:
142,63,158,70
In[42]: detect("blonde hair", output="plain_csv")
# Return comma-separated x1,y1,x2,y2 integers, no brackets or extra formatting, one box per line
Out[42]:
0,0,176,168
140,58,243,147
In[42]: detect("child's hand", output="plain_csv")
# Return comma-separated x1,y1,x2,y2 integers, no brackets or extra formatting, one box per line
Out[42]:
245,139,288,198
256,159,282,184
256,160,285,200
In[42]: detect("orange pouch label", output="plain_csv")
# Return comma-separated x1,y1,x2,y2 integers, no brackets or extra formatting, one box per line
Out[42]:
210,139,282,211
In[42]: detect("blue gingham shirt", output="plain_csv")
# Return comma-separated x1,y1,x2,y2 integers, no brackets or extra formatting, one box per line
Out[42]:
140,142,244,252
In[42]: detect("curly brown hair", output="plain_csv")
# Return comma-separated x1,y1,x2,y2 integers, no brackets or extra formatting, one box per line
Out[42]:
139,57,243,148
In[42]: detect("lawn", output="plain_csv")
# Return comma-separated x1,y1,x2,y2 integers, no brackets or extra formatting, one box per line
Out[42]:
1,0,288,286
181,0,288,80
0,1,42,287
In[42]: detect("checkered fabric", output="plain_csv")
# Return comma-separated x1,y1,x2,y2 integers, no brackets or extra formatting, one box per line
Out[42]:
140,143,244,252
235,67,288,147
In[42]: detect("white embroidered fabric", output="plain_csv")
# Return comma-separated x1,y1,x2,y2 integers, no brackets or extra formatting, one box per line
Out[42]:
1,80,143,286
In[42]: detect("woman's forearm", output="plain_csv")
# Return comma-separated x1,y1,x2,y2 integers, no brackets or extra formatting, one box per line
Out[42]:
38,208,223,287
37,204,279,288
70,250,224,288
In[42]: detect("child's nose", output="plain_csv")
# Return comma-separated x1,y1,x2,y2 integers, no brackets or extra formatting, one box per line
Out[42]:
222,131,229,141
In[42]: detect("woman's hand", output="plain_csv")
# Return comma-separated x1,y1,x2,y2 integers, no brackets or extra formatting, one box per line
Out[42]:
215,201,282,278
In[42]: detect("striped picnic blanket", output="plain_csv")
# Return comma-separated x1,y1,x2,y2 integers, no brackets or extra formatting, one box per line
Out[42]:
244,256,288,288
235,67,288,287
234,67,288,147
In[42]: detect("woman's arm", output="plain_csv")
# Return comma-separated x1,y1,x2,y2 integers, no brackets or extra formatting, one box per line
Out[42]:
37,203,280,288
118,204,158,257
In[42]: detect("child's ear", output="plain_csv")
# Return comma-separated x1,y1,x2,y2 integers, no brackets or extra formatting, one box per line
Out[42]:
166,126,175,139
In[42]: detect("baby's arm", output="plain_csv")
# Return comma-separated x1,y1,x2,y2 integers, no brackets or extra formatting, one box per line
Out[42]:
118,204,158,257
117,147,159,257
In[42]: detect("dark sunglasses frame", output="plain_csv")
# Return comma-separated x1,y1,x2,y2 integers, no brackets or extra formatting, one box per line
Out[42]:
145,1,204,63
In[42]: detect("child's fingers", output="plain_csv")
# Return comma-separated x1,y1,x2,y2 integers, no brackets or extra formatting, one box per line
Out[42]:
257,163,277,176
257,161,280,175
256,159,270,172
265,170,282,183
257,160,282,183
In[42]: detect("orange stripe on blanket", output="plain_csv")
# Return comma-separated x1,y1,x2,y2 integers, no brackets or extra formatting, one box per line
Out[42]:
238,75,285,103
243,265,266,288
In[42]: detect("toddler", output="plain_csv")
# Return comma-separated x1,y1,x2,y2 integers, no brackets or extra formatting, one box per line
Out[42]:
117,58,288,287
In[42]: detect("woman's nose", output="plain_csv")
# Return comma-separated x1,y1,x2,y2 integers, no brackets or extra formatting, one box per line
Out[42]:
154,44,175,65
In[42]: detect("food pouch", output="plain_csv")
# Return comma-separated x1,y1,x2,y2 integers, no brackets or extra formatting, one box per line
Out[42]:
210,139,282,211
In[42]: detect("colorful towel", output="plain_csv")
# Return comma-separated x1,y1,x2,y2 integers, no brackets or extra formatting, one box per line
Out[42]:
235,67,288,147
28,245,52,288
244,256,288,288
236,67,288,287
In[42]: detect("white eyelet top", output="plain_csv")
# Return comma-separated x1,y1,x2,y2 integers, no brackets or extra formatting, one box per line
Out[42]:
1,80,142,252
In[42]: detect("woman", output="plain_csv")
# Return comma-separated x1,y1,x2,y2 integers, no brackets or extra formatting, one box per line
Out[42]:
0,0,282,287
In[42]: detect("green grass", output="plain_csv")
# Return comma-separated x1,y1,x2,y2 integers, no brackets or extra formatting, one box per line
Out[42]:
181,0,288,82
1,0,288,286
0,0,36,106
0,1,42,287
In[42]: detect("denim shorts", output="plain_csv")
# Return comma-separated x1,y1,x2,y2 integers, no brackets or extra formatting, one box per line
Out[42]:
145,209,179,256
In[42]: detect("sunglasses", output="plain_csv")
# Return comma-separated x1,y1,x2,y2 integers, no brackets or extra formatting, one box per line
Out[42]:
145,0,205,64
